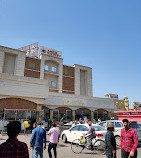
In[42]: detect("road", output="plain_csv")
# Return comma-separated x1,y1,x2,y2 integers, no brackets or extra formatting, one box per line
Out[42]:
0,134,141,158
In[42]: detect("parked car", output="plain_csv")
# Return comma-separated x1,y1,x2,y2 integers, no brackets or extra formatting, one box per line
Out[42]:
99,120,124,146
61,124,107,143
129,121,141,141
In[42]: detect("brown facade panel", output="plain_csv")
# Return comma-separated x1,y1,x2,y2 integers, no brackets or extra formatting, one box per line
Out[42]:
63,65,74,77
25,57,41,71
95,109,108,114
24,69,40,78
0,98,37,109
56,107,72,112
77,108,90,111
63,76,74,91
62,91,74,94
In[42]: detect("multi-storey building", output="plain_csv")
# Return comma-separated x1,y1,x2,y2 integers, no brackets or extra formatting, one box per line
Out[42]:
0,44,116,122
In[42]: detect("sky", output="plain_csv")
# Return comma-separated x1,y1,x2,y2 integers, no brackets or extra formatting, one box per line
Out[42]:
0,0,141,108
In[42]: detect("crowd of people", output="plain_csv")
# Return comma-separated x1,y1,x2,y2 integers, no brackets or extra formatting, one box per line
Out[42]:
0,120,60,158
0,118,139,158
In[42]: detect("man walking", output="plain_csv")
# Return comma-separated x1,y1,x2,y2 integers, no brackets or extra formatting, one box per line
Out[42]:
121,119,138,158
48,123,60,158
30,122,46,158
105,123,116,158
0,121,29,158
23,120,30,136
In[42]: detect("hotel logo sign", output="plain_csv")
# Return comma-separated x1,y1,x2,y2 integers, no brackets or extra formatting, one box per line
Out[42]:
39,46,62,58
64,98,86,106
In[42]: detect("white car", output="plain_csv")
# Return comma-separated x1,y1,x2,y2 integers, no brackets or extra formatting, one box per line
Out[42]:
99,120,141,146
61,124,107,143
99,120,123,136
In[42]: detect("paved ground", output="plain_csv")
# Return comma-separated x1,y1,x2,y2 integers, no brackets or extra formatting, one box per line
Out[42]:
0,134,141,158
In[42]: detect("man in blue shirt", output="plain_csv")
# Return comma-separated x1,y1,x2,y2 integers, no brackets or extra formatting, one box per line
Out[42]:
30,122,46,158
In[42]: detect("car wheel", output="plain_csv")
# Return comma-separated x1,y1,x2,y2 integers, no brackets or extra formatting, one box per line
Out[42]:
115,135,121,147
62,134,67,143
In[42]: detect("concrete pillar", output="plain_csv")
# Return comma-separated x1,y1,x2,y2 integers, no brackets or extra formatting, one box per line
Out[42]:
50,109,53,121
72,110,75,121
0,51,5,73
36,104,42,122
91,111,94,121
108,112,112,119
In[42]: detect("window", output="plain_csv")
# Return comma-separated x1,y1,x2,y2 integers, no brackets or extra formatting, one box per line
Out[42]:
71,125,80,131
130,122,140,129
50,81,56,88
107,122,115,127
115,122,123,128
94,126,106,131
99,122,107,128
44,65,48,71
52,67,57,72
79,125,88,131
3,53,16,74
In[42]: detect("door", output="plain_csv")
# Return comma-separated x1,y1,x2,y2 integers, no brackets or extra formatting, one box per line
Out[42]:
53,110,59,121
66,110,72,121
78,125,89,139
69,125,80,142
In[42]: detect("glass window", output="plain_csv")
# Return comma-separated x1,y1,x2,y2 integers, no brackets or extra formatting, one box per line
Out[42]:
52,67,57,72
115,122,123,128
130,122,140,129
71,125,80,131
50,81,56,88
94,125,106,131
44,65,48,71
100,122,106,127
79,125,88,131
107,122,115,127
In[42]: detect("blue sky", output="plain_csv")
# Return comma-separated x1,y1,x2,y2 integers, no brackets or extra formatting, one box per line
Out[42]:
0,0,141,107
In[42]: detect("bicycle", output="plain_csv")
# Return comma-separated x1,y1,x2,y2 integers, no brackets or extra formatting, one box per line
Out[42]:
71,136,106,155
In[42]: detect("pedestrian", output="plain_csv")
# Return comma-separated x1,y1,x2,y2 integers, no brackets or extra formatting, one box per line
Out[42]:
83,121,96,150
30,121,46,158
23,120,30,136
79,117,83,124
0,121,29,158
47,123,60,158
105,123,116,158
121,119,138,158
29,122,37,157
48,118,52,130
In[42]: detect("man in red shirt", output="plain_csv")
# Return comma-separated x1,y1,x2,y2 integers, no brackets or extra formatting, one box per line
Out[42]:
0,121,29,158
121,119,138,158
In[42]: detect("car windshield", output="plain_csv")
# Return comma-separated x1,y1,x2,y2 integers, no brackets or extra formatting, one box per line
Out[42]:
93,125,106,131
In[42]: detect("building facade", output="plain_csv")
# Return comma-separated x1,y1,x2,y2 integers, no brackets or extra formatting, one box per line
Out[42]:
0,44,116,122
133,102,141,110
105,93,129,111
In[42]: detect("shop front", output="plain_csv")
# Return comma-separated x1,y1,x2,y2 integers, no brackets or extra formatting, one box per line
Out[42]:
0,98,43,132
114,110,141,122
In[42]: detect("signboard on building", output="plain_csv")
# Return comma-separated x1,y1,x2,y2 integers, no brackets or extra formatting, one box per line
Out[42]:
18,42,39,58
64,98,86,106
109,94,118,100
114,110,141,122
39,46,62,58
